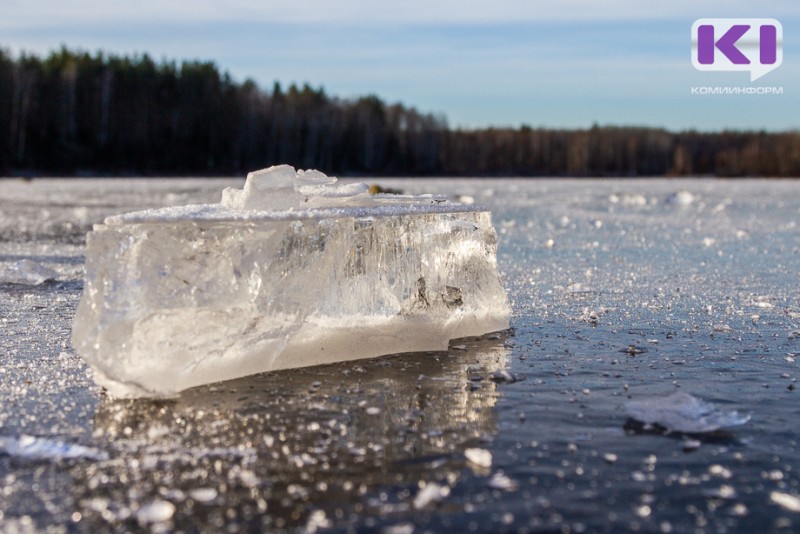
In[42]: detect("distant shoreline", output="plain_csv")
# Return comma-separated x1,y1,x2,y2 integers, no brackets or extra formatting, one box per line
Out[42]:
2,48,799,178
3,173,799,181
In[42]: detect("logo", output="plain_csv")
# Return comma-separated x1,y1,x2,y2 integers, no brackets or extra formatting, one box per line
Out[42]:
691,18,782,81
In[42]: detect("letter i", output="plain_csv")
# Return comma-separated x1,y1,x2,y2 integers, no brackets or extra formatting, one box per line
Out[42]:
760,25,777,65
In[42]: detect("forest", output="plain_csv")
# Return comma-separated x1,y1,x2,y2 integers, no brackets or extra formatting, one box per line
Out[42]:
1,47,799,177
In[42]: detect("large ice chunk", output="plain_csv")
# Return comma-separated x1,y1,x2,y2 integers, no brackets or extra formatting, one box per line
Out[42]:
72,166,511,398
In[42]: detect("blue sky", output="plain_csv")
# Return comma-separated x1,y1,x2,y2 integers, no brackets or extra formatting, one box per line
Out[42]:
4,0,799,131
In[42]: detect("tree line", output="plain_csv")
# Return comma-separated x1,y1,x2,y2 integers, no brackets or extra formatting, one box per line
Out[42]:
1,47,798,177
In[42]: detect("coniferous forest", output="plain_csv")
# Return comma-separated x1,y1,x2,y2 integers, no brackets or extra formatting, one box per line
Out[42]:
1,47,799,177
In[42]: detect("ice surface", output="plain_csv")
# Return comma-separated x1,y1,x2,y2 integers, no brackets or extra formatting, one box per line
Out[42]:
625,392,750,433
72,166,510,397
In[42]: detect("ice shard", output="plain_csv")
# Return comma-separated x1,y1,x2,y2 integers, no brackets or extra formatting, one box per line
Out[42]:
625,392,750,433
72,166,511,398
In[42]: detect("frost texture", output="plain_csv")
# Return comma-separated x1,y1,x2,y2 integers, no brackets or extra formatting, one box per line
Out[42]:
625,392,750,433
72,166,510,398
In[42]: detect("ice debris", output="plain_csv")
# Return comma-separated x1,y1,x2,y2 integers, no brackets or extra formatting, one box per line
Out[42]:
488,472,518,491
136,500,176,524
0,259,58,285
0,434,109,461
188,488,218,503
489,369,524,384
666,190,695,207
304,510,333,532
464,447,492,468
413,482,450,509
771,491,800,513
625,392,750,433
72,165,511,397
220,166,369,211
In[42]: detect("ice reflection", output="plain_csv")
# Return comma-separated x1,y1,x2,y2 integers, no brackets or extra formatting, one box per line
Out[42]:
74,333,510,530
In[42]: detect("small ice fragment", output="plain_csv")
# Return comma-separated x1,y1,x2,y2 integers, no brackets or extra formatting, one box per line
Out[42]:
620,345,646,356
365,407,381,415
603,453,618,464
304,510,332,533
704,485,737,499
0,435,108,461
464,448,492,468
238,469,259,488
413,482,450,509
296,168,337,187
567,282,592,294
766,470,784,481
771,491,800,513
709,464,732,479
189,488,218,503
666,190,695,207
490,370,523,384
382,523,415,534
451,344,468,351
635,505,652,518
731,503,749,516
625,392,749,433
146,424,170,440
488,472,518,491
682,439,702,452
0,259,58,285
609,192,647,206
136,500,175,524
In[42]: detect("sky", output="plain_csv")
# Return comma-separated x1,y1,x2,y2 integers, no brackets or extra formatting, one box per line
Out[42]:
3,0,799,131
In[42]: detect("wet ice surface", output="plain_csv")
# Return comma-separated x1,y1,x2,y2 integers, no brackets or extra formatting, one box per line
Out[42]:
1,177,800,532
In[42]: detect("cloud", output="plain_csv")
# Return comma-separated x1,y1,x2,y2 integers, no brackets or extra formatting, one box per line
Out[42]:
3,0,798,29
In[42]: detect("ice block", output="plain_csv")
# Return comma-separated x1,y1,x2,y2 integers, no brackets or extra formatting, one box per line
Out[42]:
72,166,511,397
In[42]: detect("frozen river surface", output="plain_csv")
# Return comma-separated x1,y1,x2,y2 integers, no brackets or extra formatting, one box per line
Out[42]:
1,177,799,532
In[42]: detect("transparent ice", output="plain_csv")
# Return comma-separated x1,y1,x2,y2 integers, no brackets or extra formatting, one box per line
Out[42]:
625,392,750,433
72,166,510,398
0,259,58,285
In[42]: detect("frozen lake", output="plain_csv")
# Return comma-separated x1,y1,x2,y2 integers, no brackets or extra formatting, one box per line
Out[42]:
1,177,799,532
